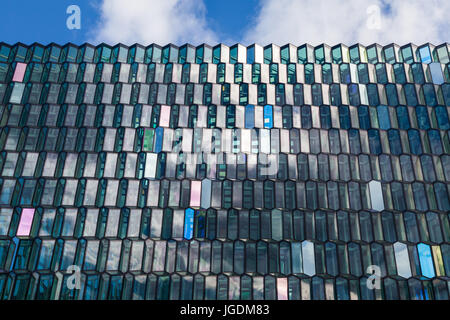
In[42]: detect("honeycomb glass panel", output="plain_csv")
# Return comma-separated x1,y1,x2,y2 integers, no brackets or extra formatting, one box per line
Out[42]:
0,41,447,300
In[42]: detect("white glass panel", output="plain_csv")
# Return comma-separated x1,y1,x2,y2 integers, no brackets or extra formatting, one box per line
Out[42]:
302,240,316,276
369,180,384,211
394,242,412,278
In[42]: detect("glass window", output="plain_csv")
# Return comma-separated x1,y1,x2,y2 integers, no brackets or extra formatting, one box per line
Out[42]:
304,64,314,84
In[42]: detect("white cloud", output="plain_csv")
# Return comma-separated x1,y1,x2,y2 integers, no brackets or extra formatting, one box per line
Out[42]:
243,0,450,46
91,0,217,45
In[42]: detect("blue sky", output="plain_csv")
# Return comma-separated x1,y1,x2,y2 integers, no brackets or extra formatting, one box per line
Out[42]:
0,0,448,46
0,0,94,44
0,0,259,45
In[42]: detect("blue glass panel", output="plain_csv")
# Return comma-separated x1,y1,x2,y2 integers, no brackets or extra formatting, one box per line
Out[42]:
348,84,360,106
330,84,342,105
184,208,195,240
388,130,402,155
348,129,361,154
358,106,370,130
435,183,450,211
417,243,435,278
301,105,312,129
408,130,422,155
108,275,123,299
435,106,449,130
245,104,255,128
396,106,410,129
311,84,323,105
195,211,205,238
36,274,54,299
404,84,418,106
263,46,272,64
100,46,112,63
294,84,304,105
368,129,382,154
428,130,443,154
367,84,379,106
263,104,273,128
0,241,9,268
375,64,387,84
411,63,425,83
0,181,14,205
336,278,349,300
247,46,255,64
319,105,331,129
9,237,20,271
154,127,163,153
37,242,53,270
196,46,204,64
386,84,399,106
377,105,391,130
423,84,437,107
419,47,432,64
212,46,220,64
416,106,430,129
229,46,240,65
132,276,146,300
338,105,351,129
304,64,314,84
340,64,351,84
429,63,444,84
84,275,100,300
442,84,450,106
393,64,406,84
0,45,11,62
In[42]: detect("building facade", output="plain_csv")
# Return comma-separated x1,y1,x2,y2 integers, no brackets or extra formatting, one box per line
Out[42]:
0,42,449,300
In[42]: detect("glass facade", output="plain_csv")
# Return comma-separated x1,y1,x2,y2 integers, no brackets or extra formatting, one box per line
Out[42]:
0,42,449,300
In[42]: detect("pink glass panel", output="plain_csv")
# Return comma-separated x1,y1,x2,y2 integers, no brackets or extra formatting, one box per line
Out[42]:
12,63,27,82
277,278,288,300
190,181,201,207
17,208,35,236
159,105,171,127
